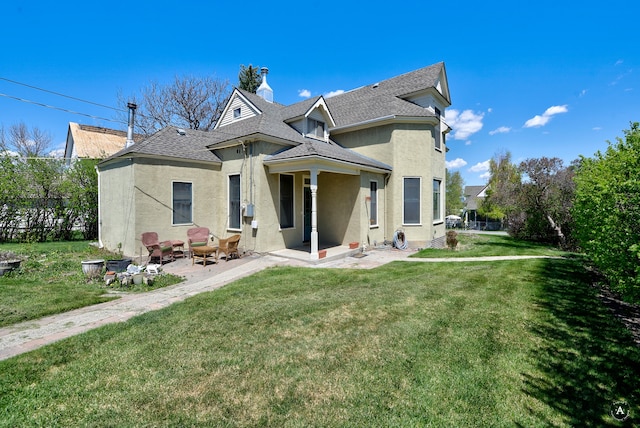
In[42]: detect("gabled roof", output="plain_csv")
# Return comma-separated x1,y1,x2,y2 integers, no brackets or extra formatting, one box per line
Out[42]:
282,96,336,128
66,122,140,159
100,62,448,171
100,126,221,164
207,90,319,148
264,139,392,172
464,185,489,210
326,62,449,129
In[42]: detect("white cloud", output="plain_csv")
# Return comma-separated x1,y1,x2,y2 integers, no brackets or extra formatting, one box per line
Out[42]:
523,105,568,128
489,126,511,135
480,171,491,181
593,126,603,131
298,89,311,98
324,89,345,98
615,59,624,66
48,148,65,158
446,158,467,169
445,109,484,140
469,160,490,173
579,89,588,97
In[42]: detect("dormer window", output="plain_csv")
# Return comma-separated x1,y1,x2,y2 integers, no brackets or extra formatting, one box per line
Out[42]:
233,107,241,120
307,118,325,139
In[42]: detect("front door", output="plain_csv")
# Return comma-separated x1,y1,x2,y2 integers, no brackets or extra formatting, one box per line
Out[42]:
303,179,311,242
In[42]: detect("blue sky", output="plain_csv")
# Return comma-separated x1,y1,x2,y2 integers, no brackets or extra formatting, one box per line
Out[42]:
1,0,638,186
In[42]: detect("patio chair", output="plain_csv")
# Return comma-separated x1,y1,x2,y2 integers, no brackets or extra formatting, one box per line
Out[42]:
217,234,241,261
141,232,174,264
187,227,210,258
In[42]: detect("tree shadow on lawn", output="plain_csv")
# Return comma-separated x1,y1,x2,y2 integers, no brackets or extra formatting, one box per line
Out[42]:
523,256,640,426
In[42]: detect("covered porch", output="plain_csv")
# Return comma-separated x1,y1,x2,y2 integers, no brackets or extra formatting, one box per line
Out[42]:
270,243,361,264
263,140,392,260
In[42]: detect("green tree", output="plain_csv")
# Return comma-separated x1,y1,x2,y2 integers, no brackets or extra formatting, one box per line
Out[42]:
573,122,640,302
0,155,29,241
238,64,262,93
481,151,521,222
517,157,575,248
445,169,464,215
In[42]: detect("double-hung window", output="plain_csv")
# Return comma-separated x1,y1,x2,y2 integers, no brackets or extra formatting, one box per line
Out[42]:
172,182,192,225
434,107,442,150
307,118,325,139
279,174,294,229
369,181,378,226
403,177,421,225
228,174,241,230
433,179,442,222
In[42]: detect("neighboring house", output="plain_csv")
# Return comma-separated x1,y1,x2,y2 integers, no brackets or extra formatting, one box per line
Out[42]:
97,63,452,259
64,122,140,165
464,184,504,230
463,185,488,223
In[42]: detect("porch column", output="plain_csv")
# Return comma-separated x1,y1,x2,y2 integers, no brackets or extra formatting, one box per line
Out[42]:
310,167,319,260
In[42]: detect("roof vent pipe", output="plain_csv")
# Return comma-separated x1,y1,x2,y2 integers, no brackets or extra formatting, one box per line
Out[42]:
256,67,273,103
126,102,137,148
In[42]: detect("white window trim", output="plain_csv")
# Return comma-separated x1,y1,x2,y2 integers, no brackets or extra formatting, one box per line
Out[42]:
227,173,241,231
279,173,295,230
402,176,422,226
171,180,193,226
433,178,443,224
369,180,379,228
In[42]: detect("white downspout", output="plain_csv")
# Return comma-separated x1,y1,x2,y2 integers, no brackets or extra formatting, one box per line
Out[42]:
95,164,103,248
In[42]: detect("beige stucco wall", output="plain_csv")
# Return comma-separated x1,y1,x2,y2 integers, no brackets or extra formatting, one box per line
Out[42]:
332,121,446,248
99,157,219,258
98,159,136,256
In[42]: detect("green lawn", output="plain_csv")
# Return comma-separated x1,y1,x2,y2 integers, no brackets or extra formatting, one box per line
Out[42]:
414,232,571,258
1,250,638,426
0,241,182,327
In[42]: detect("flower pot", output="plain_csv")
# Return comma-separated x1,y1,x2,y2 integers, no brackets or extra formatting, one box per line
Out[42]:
81,260,105,278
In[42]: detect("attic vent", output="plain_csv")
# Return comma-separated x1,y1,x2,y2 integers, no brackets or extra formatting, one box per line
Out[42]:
372,83,379,89
177,128,186,136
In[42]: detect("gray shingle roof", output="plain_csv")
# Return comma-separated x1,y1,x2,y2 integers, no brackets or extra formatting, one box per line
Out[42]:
326,62,446,128
464,185,487,210
264,139,392,171
102,63,446,171
101,126,222,164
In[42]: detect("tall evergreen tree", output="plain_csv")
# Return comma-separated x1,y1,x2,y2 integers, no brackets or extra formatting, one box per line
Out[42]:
238,64,262,93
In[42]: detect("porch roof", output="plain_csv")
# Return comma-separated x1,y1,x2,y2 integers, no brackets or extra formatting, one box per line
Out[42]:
263,139,392,173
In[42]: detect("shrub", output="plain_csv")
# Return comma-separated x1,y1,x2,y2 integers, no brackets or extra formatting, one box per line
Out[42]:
446,230,458,250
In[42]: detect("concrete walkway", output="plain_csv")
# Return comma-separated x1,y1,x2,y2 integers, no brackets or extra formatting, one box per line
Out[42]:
0,248,554,361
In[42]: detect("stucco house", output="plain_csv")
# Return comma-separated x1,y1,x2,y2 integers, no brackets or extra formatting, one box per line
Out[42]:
97,62,452,260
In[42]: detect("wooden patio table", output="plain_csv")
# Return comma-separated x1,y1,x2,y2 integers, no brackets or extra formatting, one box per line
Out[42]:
191,245,218,267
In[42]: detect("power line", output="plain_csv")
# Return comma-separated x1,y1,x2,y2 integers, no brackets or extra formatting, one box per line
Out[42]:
0,93,126,124
0,76,126,112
